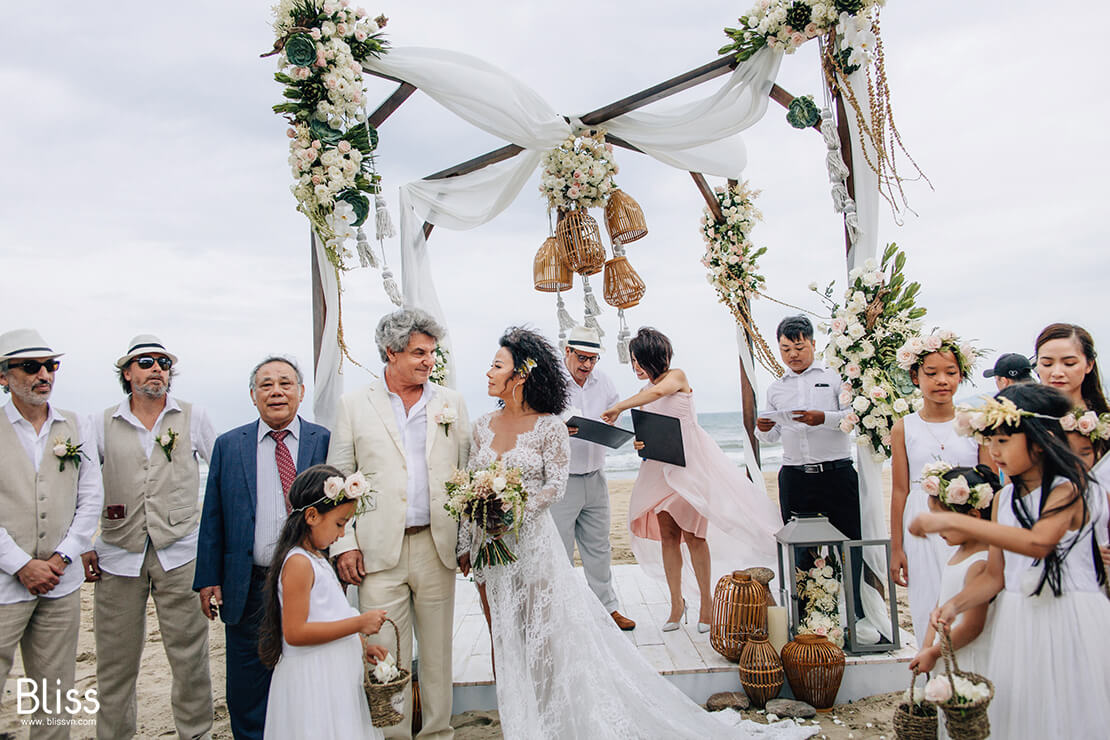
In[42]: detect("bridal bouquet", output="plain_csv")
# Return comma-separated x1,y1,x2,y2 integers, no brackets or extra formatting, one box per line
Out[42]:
444,461,528,568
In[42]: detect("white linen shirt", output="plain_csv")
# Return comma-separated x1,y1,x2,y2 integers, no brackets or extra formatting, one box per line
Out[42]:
91,395,215,577
754,362,852,465
255,416,301,566
563,366,619,475
0,402,103,604
385,379,432,528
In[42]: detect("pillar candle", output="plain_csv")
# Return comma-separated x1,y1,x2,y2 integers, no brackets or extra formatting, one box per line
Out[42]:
767,606,789,655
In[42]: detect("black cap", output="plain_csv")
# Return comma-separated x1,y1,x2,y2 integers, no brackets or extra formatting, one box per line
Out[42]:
983,353,1033,379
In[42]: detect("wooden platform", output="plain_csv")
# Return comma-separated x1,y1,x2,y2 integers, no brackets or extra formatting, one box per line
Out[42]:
448,564,915,712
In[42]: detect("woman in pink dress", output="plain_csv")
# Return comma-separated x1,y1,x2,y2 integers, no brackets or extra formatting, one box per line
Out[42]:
602,328,782,631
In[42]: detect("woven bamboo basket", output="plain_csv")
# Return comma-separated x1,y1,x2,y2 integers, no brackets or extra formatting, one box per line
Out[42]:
710,570,768,662
780,633,845,710
737,636,784,708
364,618,411,727
893,670,938,739
741,566,777,606
555,209,605,275
602,255,646,309
604,189,648,245
532,236,573,292
936,632,993,740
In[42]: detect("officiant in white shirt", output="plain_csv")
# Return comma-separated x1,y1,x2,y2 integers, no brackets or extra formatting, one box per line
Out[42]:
552,326,635,631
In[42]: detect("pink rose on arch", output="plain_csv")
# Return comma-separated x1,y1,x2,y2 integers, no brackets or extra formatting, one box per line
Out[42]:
790,32,806,47
921,476,941,496
923,334,943,352
1060,413,1078,431
337,140,352,153
310,28,322,40
945,476,972,505
844,363,862,379
1077,412,1098,435
831,318,847,334
354,29,367,42
869,385,887,400
567,185,581,198
839,390,853,405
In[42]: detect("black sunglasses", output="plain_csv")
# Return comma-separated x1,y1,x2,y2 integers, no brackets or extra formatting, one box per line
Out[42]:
134,356,172,370
9,359,60,374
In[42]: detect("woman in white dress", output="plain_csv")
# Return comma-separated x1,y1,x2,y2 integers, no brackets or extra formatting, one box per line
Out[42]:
459,328,815,740
912,385,1110,740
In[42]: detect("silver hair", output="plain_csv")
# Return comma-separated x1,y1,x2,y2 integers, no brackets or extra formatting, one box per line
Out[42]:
0,360,8,394
375,309,443,363
249,355,303,389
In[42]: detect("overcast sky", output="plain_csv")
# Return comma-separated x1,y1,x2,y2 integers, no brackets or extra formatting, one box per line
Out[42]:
3,1,1106,432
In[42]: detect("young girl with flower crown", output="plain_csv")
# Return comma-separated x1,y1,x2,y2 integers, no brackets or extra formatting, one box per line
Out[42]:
259,464,388,740
889,330,988,645
908,464,999,740
911,384,1110,739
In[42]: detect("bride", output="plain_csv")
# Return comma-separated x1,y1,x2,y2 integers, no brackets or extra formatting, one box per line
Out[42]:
458,327,815,740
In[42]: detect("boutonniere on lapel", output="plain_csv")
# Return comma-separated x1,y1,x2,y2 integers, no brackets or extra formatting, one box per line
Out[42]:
156,428,179,462
52,437,89,472
433,401,458,438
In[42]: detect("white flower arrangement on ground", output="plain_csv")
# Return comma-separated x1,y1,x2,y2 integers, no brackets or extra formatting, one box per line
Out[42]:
895,329,983,377
701,181,767,308
719,0,883,67
813,243,926,460
539,130,618,211
1060,407,1110,442
795,555,845,648
269,0,389,267
445,461,529,568
919,462,994,511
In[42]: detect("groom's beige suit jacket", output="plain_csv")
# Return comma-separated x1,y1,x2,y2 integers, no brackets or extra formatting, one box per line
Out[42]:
328,379,470,572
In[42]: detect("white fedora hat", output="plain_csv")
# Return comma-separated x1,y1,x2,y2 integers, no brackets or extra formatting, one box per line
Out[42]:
0,328,63,361
116,334,179,368
566,325,603,354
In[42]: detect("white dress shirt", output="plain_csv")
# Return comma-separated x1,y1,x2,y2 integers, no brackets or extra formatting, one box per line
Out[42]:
255,416,301,566
563,366,619,475
91,395,215,577
0,402,103,603
754,362,852,465
385,379,432,528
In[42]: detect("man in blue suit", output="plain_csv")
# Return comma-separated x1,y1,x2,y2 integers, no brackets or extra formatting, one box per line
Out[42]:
193,356,329,740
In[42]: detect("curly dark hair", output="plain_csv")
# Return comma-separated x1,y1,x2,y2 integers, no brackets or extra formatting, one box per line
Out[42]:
628,327,673,381
498,327,568,415
984,384,1104,596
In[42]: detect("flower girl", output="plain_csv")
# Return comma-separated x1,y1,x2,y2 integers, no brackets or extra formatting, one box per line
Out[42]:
259,465,389,740
889,331,984,645
911,385,1110,739
908,465,999,740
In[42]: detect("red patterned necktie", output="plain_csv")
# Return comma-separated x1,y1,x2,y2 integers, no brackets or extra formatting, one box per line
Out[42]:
269,430,295,514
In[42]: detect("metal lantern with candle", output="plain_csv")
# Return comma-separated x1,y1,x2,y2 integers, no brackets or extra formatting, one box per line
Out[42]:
840,539,901,654
774,514,848,641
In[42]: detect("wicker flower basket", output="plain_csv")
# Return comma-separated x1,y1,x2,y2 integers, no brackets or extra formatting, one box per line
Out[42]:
604,189,648,245
555,209,605,275
738,636,784,708
936,632,993,740
893,670,938,739
602,256,646,309
710,570,768,662
533,236,573,292
364,618,411,728
780,633,845,710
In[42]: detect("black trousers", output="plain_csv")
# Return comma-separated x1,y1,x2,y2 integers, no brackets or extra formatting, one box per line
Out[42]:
225,567,274,740
778,464,864,616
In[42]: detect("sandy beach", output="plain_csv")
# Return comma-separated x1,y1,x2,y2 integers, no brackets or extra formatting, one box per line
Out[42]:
5,470,901,739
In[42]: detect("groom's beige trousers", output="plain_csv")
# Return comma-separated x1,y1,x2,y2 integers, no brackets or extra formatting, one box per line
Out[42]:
359,527,455,740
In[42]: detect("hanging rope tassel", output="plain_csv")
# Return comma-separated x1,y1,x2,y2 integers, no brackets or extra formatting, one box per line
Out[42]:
381,265,403,306
830,183,851,214
582,275,602,318
616,309,631,364
584,314,605,339
844,202,861,247
355,227,378,268
556,290,576,333
374,194,396,240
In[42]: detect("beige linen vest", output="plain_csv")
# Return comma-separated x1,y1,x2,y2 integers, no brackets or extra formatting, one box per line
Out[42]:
100,401,199,552
0,410,81,559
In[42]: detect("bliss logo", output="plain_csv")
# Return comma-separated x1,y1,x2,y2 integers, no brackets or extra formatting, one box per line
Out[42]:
16,679,99,716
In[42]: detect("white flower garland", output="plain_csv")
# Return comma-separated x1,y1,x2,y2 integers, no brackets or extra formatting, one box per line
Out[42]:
720,0,884,62
539,131,618,211
701,181,766,303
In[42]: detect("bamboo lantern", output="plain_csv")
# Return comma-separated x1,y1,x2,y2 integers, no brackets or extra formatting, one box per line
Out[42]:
555,209,605,276
533,237,573,292
602,256,646,309
710,571,768,662
737,636,784,708
604,189,648,245
780,633,846,711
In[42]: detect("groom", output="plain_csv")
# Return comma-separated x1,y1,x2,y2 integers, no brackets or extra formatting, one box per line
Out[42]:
330,308,470,740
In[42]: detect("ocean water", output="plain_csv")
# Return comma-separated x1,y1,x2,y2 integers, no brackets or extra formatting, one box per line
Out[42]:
604,411,782,480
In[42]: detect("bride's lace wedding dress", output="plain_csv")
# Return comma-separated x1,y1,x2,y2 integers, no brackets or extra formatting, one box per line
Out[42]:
459,412,815,740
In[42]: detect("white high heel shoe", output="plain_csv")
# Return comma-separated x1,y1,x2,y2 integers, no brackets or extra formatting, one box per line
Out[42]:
662,599,687,632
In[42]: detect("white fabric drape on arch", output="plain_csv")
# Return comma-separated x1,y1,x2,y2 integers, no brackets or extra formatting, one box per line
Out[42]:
311,231,343,429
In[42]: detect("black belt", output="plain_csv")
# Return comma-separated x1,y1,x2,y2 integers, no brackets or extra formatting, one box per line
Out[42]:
783,458,854,474
251,565,269,581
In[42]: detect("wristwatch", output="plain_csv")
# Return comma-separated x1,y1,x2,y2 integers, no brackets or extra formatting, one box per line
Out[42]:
56,552,72,565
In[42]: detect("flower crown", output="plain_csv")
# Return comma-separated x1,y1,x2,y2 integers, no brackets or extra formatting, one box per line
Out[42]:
919,461,995,511
1060,407,1110,442
954,396,1059,442
516,358,537,377
296,471,373,515
895,329,981,375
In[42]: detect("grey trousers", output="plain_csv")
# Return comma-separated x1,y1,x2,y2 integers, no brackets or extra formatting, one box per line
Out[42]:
549,470,619,612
